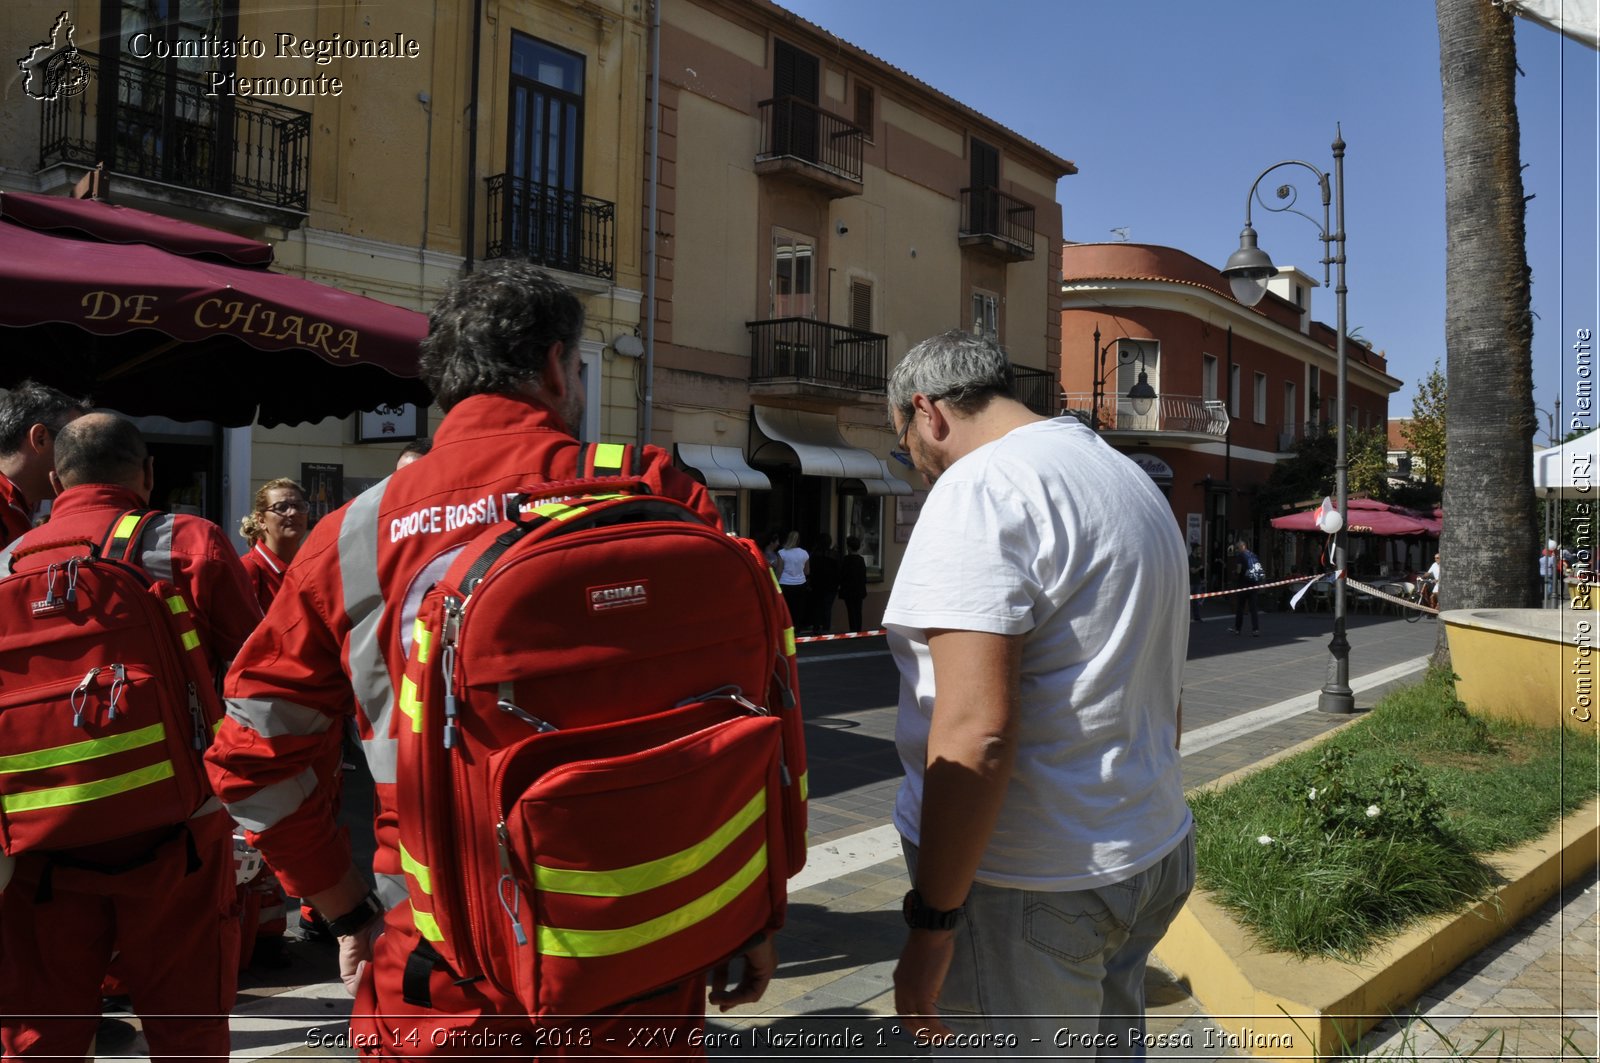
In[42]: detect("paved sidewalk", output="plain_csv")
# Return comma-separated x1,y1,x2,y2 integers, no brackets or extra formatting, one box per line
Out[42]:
91,611,1599,1060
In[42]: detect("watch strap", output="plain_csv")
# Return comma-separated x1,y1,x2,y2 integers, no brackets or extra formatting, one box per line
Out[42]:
326,890,384,938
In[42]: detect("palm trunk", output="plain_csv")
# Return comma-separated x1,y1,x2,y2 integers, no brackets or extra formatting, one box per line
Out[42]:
1434,0,1538,666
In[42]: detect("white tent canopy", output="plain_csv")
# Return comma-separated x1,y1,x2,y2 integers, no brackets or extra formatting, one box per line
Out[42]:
1503,0,1599,50
1534,427,1600,498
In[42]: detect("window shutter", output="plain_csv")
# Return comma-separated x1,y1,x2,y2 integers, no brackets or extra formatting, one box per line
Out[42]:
854,84,874,135
850,280,872,331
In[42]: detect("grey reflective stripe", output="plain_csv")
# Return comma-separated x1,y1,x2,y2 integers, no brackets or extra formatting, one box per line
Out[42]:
375,871,408,909
364,734,398,785
191,796,223,818
0,544,14,572
227,697,334,739
338,480,395,746
223,766,320,834
139,513,177,583
399,546,466,660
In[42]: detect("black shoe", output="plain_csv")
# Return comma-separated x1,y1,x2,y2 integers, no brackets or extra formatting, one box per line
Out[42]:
295,907,335,944
251,935,293,969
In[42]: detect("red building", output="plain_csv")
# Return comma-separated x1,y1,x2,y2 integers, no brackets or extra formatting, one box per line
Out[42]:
1060,242,1401,584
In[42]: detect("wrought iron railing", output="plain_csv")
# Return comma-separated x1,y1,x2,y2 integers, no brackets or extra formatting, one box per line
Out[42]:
39,51,310,211
1063,392,1231,436
483,174,615,281
747,318,887,391
756,97,864,183
960,187,1035,255
1010,365,1060,417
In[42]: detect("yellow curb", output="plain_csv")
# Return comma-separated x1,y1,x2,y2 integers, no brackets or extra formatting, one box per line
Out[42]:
1154,796,1600,1059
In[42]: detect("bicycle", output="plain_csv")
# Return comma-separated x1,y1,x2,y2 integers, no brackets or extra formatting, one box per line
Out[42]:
1402,576,1436,622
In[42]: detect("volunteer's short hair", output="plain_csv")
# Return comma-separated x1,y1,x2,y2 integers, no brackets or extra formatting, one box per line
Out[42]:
400,438,432,458
887,330,1014,430
240,477,306,543
0,380,92,455
53,413,146,488
418,262,585,412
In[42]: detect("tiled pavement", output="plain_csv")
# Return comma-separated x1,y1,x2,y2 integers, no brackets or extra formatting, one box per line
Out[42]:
96,606,1599,1059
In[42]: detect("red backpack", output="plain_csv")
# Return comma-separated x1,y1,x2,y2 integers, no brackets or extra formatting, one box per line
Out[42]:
393,468,806,1016
0,510,223,855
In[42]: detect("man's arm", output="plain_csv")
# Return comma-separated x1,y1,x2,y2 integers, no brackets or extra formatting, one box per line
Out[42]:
893,628,1023,1037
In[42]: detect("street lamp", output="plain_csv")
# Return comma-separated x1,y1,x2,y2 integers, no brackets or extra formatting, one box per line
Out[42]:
1221,126,1353,714
1090,324,1158,431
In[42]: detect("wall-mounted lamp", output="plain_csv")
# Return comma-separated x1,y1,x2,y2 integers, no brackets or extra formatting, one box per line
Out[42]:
835,221,848,236
610,334,644,359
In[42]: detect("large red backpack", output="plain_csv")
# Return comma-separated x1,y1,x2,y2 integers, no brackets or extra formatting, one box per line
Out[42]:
394,466,806,1016
0,510,223,855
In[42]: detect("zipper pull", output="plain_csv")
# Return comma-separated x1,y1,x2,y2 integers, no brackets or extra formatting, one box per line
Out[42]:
496,699,557,731
70,667,101,727
107,664,127,720
63,558,82,604
495,828,529,950
440,597,463,751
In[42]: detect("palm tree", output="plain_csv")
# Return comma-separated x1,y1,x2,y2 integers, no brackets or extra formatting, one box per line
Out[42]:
1434,0,1538,663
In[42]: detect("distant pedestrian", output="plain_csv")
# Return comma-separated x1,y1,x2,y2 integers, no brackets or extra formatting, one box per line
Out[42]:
1232,539,1262,636
840,535,868,633
1188,544,1205,622
808,533,840,635
395,438,432,470
776,530,809,626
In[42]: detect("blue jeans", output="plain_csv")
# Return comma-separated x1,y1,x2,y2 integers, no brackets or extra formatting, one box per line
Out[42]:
904,827,1195,1059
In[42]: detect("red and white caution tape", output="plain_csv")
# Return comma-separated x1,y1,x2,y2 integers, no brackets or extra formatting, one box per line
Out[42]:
1188,575,1311,601
794,628,887,644
1347,578,1440,616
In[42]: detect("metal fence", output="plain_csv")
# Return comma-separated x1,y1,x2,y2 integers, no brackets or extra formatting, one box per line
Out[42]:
484,174,616,281
747,318,887,391
756,97,864,183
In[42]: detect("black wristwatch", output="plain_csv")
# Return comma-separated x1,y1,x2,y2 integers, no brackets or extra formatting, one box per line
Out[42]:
326,891,384,938
903,888,964,931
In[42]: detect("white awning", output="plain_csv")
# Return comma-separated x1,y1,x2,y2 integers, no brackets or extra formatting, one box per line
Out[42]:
676,444,771,491
750,406,882,479
847,457,914,496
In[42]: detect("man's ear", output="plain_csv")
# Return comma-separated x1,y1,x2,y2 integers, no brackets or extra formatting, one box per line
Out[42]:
538,341,570,400
47,470,64,497
914,393,952,441
140,456,155,502
26,423,52,455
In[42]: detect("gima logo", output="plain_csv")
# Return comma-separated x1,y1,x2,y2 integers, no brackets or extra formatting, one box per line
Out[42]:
588,581,649,613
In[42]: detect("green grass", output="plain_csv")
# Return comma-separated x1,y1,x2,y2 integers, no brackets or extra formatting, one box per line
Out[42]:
1190,669,1598,960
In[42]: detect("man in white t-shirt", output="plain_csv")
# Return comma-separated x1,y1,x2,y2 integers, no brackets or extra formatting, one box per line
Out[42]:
884,330,1194,1056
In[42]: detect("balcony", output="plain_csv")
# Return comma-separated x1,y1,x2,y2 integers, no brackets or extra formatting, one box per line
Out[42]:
484,175,615,282
959,187,1035,261
39,51,309,219
1010,365,1061,418
747,318,887,403
1063,392,1231,440
754,97,864,198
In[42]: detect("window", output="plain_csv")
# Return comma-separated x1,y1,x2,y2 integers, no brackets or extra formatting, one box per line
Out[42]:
1202,355,1218,402
854,82,874,140
969,137,1000,232
1229,365,1241,418
1284,381,1297,435
507,33,586,270
1117,340,1158,425
1253,372,1267,424
771,231,815,318
849,279,873,332
971,291,999,341
577,341,602,441
712,494,741,536
840,494,883,577
772,39,820,160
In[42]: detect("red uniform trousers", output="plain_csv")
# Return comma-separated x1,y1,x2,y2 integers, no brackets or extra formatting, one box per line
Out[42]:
0,810,238,1062
351,915,707,1060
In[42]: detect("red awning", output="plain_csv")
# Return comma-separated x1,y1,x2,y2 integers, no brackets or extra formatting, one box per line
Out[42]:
0,190,275,267
0,200,428,428
1270,498,1436,537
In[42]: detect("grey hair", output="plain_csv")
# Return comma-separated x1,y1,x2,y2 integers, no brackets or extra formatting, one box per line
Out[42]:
886,330,1013,428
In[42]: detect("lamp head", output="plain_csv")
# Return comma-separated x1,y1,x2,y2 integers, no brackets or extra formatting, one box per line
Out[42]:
1222,223,1278,307
1128,370,1157,416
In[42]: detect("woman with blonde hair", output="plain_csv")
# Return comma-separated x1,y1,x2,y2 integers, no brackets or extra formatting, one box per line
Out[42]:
238,477,309,612
776,529,810,626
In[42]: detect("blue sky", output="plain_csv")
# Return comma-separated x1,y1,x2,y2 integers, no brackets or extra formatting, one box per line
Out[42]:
780,0,1598,431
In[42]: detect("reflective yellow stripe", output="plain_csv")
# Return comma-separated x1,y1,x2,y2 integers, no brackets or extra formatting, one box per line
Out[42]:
783,627,796,656
165,595,190,615
398,676,423,734
113,514,141,541
531,501,588,522
536,789,765,897
412,906,444,942
399,841,433,895
212,719,223,736
1,760,176,813
181,629,201,652
593,443,626,472
799,770,808,802
413,620,432,666
768,569,780,591
0,723,166,774
536,845,768,958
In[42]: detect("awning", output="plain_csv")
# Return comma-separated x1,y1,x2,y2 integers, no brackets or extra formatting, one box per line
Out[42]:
676,444,771,490
0,195,429,427
846,458,913,496
0,190,275,266
750,406,882,478
1270,498,1435,537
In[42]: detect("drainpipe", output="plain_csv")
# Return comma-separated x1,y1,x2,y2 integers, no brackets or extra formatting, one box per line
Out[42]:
464,0,485,274
641,0,662,446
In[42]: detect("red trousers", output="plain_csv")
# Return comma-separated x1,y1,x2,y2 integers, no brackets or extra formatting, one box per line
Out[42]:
0,810,238,1063
352,918,708,1060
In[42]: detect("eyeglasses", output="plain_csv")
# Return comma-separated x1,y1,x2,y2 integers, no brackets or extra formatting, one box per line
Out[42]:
265,500,309,516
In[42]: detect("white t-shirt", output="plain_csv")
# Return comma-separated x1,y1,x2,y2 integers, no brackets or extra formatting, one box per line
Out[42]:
883,417,1192,891
777,547,809,586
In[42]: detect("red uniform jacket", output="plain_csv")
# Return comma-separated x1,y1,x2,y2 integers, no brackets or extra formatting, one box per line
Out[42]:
239,541,290,612
0,471,33,549
207,394,721,899
1,483,261,675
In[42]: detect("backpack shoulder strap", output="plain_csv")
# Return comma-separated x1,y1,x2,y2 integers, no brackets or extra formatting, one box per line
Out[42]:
101,509,161,564
575,442,640,479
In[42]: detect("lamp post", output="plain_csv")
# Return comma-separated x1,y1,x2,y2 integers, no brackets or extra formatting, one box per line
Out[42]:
1090,325,1158,431
1221,126,1353,714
